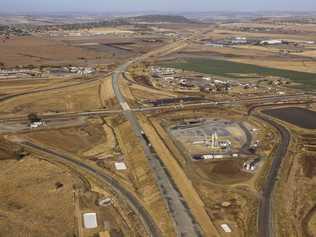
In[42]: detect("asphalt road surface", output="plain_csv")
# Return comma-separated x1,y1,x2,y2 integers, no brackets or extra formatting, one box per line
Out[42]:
20,141,162,237
255,114,291,237
0,94,313,124
112,61,202,236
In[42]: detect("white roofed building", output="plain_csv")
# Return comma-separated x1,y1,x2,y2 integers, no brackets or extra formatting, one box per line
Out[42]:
83,213,98,229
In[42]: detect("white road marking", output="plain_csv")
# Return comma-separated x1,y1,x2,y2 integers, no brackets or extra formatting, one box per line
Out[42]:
120,102,130,111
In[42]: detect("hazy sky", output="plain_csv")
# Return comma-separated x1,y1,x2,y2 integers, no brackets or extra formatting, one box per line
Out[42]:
1,0,316,12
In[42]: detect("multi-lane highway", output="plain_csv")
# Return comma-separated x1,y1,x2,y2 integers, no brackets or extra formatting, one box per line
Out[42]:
111,46,308,236
1,36,314,237
112,51,204,236
2,88,306,237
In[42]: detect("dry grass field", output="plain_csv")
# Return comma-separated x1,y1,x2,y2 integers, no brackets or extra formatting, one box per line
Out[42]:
87,27,135,35
0,79,70,95
58,33,168,64
129,83,178,101
25,120,107,156
0,135,146,237
0,16,315,237
0,36,105,68
115,120,176,237
20,115,176,236
0,80,103,115
99,77,117,108
272,120,316,237
0,156,81,237
195,181,259,237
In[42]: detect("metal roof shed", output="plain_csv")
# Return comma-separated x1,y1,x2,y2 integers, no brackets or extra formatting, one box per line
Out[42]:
83,213,98,229
115,162,127,171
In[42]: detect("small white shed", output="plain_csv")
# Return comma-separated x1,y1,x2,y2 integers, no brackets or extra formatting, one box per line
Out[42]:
83,213,98,229
220,223,232,233
115,162,127,171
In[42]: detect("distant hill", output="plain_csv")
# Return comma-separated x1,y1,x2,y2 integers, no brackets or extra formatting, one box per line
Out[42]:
128,15,197,24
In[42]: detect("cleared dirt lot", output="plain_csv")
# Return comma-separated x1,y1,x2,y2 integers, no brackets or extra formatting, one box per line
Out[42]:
192,159,253,185
168,118,248,156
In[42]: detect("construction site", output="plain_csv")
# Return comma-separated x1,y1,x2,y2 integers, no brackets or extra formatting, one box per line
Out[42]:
0,9,316,237
168,118,253,159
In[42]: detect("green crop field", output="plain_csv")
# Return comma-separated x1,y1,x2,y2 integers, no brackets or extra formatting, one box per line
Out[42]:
162,58,316,90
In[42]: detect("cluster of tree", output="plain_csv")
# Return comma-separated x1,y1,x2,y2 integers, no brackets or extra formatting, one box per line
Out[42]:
0,25,9,32
0,25,31,36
